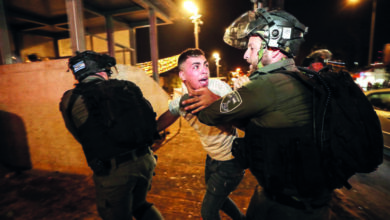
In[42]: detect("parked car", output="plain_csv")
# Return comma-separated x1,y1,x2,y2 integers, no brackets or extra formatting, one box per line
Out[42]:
365,88,390,153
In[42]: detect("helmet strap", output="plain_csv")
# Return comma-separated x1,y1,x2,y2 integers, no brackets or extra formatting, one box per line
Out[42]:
257,41,266,69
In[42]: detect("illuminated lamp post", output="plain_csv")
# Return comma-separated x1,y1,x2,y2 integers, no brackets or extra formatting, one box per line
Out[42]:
348,0,377,65
213,52,221,78
184,1,203,48
368,0,377,65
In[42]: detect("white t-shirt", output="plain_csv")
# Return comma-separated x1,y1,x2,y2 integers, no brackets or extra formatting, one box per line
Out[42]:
169,79,237,161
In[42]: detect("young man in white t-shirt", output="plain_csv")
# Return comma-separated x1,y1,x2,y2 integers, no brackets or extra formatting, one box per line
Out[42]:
157,48,245,220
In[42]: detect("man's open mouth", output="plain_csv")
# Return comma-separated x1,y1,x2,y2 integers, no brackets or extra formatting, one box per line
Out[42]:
199,78,208,86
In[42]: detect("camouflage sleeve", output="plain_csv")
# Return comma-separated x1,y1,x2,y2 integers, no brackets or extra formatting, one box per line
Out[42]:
197,79,272,126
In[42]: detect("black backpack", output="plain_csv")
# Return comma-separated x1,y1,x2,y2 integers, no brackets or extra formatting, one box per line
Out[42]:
287,67,384,189
73,79,158,148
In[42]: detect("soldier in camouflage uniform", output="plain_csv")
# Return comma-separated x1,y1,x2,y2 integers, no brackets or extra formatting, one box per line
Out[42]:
182,9,333,220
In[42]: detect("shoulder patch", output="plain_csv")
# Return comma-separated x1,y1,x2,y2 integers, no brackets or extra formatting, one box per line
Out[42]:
220,91,242,113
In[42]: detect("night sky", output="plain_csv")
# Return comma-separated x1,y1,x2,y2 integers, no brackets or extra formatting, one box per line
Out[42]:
136,0,390,75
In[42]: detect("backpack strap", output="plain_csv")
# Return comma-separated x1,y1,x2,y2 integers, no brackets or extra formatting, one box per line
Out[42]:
279,68,332,147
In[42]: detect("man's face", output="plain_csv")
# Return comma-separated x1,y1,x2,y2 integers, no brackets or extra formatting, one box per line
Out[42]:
179,55,210,92
243,36,263,71
243,35,286,70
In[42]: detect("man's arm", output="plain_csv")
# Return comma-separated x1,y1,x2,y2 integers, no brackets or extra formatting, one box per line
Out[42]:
182,79,233,114
156,110,180,132
182,87,221,114
152,110,180,152
197,83,267,127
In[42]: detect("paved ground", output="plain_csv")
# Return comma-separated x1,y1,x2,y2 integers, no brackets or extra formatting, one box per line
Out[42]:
1,119,389,219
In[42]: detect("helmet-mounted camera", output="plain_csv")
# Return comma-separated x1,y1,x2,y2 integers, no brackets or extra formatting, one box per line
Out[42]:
223,8,308,57
68,50,116,81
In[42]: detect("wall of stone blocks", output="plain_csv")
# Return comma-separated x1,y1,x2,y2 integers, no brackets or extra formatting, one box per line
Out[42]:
0,60,170,174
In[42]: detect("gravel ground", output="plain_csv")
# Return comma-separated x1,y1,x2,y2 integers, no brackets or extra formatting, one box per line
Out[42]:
1,121,389,220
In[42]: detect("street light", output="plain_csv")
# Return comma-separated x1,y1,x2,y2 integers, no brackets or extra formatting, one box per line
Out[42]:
348,0,377,65
368,0,377,65
213,52,221,78
184,1,203,48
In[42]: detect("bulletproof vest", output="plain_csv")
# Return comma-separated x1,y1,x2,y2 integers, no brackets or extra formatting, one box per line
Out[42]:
70,79,157,161
244,121,328,198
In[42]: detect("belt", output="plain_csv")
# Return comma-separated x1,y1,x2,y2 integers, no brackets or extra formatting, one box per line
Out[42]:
267,193,327,210
114,146,150,166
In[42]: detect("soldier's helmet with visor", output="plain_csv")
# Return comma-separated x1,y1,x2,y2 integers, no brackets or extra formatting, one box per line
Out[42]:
68,50,116,81
223,8,308,58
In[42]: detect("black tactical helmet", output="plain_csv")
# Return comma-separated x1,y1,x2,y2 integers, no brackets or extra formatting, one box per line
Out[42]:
68,50,116,81
223,8,308,57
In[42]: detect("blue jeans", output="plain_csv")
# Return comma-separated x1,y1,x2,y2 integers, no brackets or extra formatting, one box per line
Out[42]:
201,155,245,220
93,150,163,220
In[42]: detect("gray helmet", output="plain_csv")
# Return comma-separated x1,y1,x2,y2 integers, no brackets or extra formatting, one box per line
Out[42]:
223,8,308,57
68,50,116,81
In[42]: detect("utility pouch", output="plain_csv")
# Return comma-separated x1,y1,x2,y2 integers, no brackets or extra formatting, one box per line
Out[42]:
232,137,250,169
89,158,111,176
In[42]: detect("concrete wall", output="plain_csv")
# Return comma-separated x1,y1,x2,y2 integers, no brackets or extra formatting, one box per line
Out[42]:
0,60,170,174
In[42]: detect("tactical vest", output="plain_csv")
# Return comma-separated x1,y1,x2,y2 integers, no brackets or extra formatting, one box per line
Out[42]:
244,121,329,198
68,79,157,161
